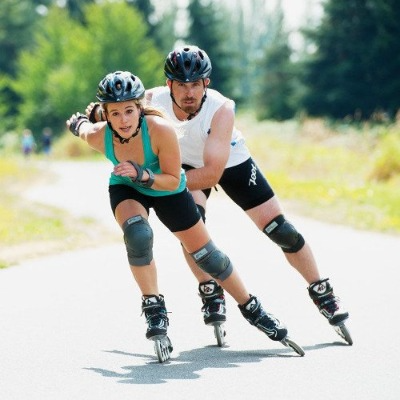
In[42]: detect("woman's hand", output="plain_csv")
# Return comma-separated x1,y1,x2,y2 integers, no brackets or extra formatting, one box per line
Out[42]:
113,161,154,187
114,161,141,181
66,113,89,136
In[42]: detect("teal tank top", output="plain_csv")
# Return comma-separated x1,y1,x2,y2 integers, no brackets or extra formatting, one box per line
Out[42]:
104,118,186,197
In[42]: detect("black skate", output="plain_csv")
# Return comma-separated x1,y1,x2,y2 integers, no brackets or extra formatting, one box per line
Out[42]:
308,278,353,345
142,295,173,362
199,280,227,347
239,295,305,356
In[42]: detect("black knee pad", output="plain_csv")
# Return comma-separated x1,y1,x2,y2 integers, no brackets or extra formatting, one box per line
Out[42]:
263,215,305,253
190,240,233,281
123,215,153,266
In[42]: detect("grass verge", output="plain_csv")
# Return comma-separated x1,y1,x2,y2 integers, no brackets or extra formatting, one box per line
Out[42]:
239,114,400,235
0,156,117,269
1,114,399,268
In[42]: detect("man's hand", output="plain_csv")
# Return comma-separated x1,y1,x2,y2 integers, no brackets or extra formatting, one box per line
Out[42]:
86,102,103,123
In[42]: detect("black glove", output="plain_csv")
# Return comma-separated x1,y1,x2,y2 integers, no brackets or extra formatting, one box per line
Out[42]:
69,113,89,136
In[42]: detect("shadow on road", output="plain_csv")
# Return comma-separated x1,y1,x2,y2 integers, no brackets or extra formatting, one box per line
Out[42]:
84,341,349,384
84,345,302,384
302,341,349,351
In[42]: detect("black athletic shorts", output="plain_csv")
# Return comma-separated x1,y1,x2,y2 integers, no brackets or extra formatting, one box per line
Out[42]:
182,157,275,211
109,184,201,232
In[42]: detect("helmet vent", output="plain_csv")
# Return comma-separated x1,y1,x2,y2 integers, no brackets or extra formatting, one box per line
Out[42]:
164,46,212,82
96,71,145,102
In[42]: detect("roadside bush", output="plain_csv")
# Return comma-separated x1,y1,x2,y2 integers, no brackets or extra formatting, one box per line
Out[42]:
52,131,99,159
369,131,400,181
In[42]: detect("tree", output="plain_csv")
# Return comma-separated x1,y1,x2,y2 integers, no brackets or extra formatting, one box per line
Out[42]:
301,0,400,119
149,0,179,55
224,0,271,105
0,0,42,129
185,0,235,96
13,2,164,139
129,0,178,55
0,0,40,76
12,6,82,137
254,1,296,120
64,0,95,22
127,0,156,35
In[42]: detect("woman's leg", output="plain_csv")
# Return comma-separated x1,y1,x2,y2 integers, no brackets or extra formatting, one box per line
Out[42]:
114,199,159,295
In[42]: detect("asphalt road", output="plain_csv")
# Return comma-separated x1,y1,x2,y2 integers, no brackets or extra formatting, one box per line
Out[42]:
1,161,399,400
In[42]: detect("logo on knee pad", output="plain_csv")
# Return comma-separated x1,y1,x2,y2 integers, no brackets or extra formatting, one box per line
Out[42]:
126,215,142,225
193,248,208,261
264,220,278,234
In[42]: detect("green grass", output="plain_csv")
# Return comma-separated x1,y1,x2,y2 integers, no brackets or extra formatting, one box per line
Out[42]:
1,115,399,268
239,113,400,235
0,155,116,268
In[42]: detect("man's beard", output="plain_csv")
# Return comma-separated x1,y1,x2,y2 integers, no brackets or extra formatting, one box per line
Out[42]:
179,98,198,115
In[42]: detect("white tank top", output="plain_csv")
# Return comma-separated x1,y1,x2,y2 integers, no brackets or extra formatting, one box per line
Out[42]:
149,86,250,168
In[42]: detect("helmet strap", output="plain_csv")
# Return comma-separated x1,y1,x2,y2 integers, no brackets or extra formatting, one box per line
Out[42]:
107,111,144,144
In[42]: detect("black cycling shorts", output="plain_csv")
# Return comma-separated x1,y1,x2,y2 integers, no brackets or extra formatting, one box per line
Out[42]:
183,157,275,211
109,184,201,232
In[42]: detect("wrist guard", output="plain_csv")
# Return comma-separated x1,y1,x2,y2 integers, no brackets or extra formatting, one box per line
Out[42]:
127,161,155,188
69,113,89,136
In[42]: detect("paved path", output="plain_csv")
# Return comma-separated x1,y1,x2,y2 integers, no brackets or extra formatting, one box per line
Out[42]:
1,161,399,400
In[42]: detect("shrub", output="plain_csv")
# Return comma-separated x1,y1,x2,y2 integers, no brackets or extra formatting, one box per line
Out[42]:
369,131,400,181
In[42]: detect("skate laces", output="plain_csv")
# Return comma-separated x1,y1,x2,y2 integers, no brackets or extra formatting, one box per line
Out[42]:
242,297,281,328
317,294,340,315
201,295,225,314
141,296,169,327
199,280,225,314
308,279,341,316
255,306,282,329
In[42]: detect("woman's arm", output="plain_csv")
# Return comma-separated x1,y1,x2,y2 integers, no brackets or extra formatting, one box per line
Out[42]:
66,113,106,153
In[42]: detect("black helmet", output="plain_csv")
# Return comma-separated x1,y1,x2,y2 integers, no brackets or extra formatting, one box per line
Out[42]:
96,71,145,102
164,45,212,82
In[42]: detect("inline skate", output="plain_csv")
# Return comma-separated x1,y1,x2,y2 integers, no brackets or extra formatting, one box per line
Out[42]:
142,294,173,362
308,278,353,345
199,280,227,347
239,295,305,356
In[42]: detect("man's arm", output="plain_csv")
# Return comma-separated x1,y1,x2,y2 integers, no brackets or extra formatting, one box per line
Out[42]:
185,101,235,191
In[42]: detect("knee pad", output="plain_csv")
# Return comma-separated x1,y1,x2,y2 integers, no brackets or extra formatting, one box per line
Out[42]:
263,215,305,253
190,240,233,281
123,215,153,266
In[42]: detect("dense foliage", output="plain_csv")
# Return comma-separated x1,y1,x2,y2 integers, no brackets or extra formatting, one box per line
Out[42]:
0,0,399,145
12,2,164,141
301,0,400,119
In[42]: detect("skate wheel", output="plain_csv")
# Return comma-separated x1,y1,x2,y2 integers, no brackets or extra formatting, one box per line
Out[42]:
153,336,173,363
213,323,226,347
334,323,353,345
281,337,305,356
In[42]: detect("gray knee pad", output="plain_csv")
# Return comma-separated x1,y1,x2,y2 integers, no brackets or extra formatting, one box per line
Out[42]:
123,215,153,266
263,215,305,253
190,240,233,281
